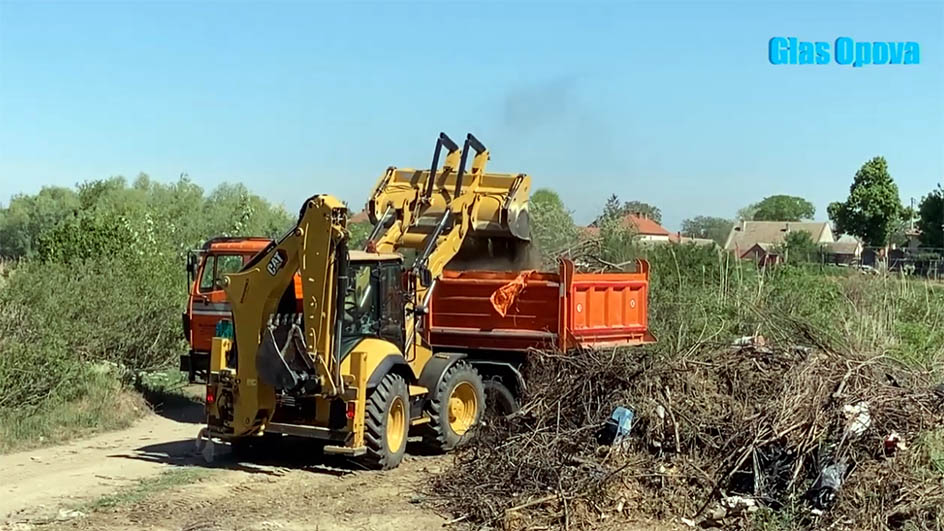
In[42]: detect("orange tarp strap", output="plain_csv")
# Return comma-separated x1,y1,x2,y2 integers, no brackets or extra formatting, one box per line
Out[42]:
489,270,535,317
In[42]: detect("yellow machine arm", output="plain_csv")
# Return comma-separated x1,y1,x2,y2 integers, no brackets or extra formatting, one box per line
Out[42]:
218,195,350,436
363,133,531,362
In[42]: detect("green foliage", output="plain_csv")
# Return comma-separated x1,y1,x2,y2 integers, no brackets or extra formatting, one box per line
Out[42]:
0,174,293,441
917,185,944,248
742,195,815,222
594,194,662,224
0,186,80,258
0,255,183,410
681,216,733,245
348,221,373,249
0,363,146,453
828,157,902,247
529,188,580,263
777,230,823,264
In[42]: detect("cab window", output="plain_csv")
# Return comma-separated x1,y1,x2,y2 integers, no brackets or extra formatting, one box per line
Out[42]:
198,254,246,293
341,262,404,350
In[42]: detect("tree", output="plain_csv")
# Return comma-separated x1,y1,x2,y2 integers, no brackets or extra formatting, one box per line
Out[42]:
741,195,815,222
0,186,80,258
681,216,733,245
828,157,902,247
778,230,821,264
348,221,372,248
621,200,662,224
736,204,758,221
593,195,661,225
917,185,944,248
530,188,579,258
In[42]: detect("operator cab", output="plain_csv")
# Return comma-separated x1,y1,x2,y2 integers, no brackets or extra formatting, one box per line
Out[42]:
343,251,406,351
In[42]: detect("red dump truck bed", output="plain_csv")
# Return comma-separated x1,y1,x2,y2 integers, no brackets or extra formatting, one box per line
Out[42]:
429,259,654,352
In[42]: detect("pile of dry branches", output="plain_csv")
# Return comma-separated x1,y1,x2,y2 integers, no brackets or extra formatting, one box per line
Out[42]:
427,343,944,530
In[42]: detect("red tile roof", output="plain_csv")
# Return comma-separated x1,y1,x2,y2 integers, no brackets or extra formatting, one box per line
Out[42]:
579,214,671,238
626,214,670,236
349,210,369,223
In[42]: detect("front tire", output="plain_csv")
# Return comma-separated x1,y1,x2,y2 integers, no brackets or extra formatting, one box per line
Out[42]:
363,372,409,470
422,361,485,452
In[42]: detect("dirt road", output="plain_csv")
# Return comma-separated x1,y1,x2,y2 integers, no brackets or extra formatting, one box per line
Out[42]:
0,395,446,530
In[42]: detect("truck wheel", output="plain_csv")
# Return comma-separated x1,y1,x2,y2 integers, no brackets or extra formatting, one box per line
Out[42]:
423,361,485,452
363,372,409,470
484,377,519,418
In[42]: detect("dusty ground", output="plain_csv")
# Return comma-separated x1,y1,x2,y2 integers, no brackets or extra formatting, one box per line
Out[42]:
0,393,445,531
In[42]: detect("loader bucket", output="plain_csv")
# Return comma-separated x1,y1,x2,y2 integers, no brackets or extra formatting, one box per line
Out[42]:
369,167,531,241
367,132,532,253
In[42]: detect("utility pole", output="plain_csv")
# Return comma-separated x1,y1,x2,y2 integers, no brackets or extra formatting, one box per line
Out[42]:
910,197,915,231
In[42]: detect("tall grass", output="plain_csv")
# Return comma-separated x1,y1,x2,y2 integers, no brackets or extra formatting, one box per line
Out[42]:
0,365,147,453
638,244,944,372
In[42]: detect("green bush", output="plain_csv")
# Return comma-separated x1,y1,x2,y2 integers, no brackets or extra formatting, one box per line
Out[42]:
0,175,293,441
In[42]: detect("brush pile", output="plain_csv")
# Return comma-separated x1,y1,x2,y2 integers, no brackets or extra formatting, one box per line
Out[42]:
427,341,944,530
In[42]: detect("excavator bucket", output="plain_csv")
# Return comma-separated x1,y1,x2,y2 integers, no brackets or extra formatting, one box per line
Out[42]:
366,133,531,251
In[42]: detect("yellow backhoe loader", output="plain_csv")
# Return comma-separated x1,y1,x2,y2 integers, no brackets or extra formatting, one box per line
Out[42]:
204,133,531,469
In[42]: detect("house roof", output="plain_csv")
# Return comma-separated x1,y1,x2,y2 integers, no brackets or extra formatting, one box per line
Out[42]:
349,210,370,224
723,221,832,252
824,241,861,255
581,226,601,237
580,214,671,238
626,214,671,236
739,242,778,259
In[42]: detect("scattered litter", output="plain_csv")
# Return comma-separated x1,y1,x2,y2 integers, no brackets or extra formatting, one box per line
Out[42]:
655,404,665,420
808,462,848,511
597,406,634,446
842,401,871,437
721,495,759,514
732,334,765,347
883,431,908,456
56,508,86,520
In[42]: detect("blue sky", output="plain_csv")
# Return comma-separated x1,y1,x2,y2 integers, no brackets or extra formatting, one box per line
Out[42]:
1,1,941,231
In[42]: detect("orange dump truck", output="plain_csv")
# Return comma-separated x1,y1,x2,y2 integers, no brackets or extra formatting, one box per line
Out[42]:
181,238,653,409
181,237,284,382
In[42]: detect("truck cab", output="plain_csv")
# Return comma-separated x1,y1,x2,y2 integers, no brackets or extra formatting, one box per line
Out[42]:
181,237,276,382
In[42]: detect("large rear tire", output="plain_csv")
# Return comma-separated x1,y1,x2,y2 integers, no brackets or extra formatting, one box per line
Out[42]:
484,376,519,418
422,361,485,452
363,372,409,470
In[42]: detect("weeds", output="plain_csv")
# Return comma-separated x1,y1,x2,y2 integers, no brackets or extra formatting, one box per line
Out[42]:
0,366,146,453
84,468,210,511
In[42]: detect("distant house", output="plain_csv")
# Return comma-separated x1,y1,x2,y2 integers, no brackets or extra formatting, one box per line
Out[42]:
349,210,370,224
904,228,922,250
740,243,781,267
723,221,834,256
824,235,863,265
582,212,672,242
